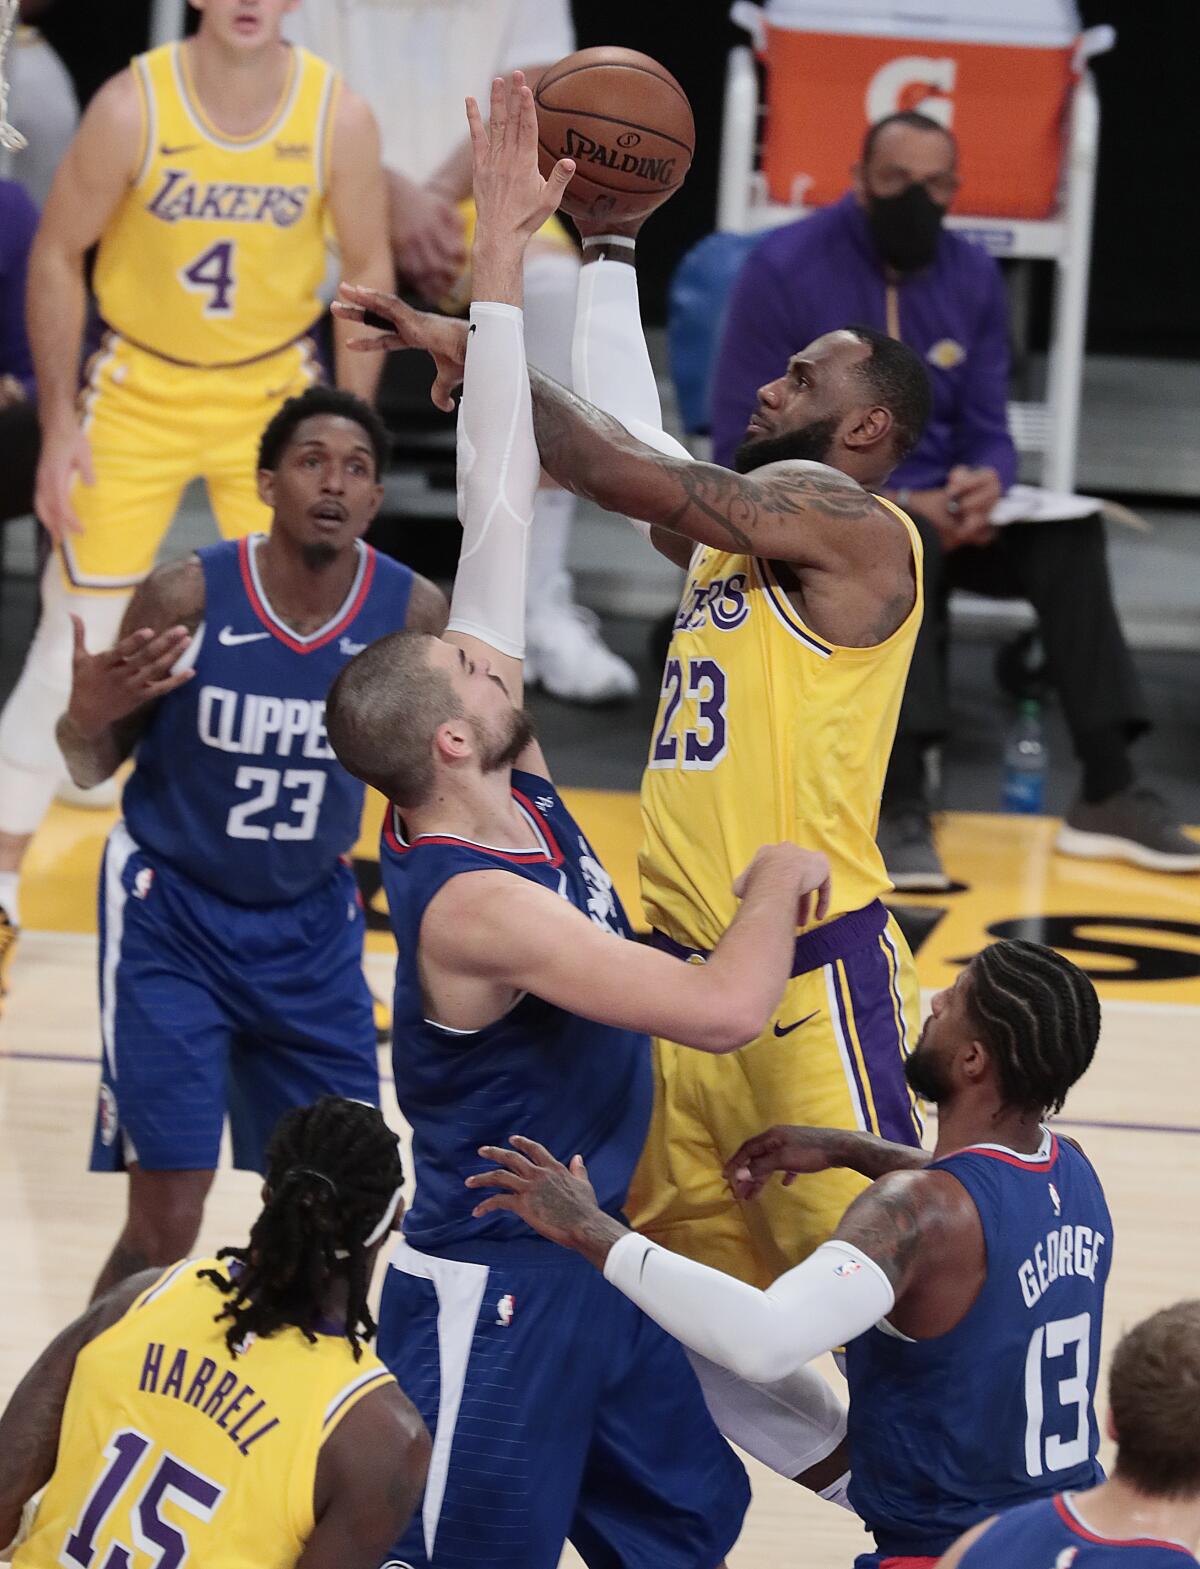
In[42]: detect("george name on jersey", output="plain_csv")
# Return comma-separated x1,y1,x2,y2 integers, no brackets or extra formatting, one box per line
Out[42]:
139,1339,279,1456
198,686,334,759
147,169,311,227
1017,1223,1107,1310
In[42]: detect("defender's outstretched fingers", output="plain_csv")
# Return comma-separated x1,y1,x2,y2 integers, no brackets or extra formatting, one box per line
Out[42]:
464,1168,526,1194
471,1194,521,1220
506,1135,559,1166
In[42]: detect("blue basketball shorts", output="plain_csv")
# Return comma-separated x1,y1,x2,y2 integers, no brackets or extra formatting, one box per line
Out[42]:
90,822,378,1174
377,1237,750,1569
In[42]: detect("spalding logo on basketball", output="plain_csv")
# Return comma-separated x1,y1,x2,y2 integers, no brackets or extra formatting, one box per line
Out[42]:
535,46,695,224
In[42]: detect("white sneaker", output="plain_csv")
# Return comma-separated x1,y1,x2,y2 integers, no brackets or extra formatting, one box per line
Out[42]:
526,574,638,705
56,776,119,810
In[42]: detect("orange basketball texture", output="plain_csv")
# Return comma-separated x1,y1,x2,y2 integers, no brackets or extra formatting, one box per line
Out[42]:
535,47,695,224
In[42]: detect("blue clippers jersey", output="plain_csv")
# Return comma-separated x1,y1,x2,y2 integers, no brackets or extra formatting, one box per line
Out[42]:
846,1131,1112,1559
122,536,412,903
959,1495,1199,1569
381,770,653,1255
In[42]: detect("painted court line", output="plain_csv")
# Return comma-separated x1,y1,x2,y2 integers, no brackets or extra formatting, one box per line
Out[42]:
3,1050,1200,1142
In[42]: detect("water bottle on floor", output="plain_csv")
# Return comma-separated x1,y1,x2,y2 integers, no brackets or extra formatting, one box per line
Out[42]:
1002,699,1047,814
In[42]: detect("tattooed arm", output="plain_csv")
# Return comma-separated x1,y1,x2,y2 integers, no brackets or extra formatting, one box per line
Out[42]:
465,1143,973,1384
527,368,895,568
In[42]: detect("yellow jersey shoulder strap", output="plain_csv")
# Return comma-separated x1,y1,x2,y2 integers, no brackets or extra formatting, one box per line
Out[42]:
321,1363,397,1440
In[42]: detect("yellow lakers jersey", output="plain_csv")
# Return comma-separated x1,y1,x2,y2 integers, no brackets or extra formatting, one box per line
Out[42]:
93,43,340,367
641,501,924,948
15,1258,394,1569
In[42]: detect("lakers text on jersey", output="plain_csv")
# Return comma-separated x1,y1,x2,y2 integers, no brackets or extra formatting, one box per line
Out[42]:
94,42,339,368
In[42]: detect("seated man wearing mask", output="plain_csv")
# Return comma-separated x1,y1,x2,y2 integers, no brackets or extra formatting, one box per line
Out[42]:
712,111,1198,887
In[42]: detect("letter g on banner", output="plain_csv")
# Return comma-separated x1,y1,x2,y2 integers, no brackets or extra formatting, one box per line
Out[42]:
866,56,958,127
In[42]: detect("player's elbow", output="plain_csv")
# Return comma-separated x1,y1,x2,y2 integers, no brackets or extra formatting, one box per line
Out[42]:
710,1323,808,1384
676,991,772,1055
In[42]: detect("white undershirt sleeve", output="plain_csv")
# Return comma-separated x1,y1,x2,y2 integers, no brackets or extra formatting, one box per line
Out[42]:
603,1236,895,1386
446,301,541,659
571,256,691,540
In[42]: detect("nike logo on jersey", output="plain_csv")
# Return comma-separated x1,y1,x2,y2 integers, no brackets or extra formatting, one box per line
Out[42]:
159,143,200,156
339,636,366,656
773,1011,819,1037
218,626,271,646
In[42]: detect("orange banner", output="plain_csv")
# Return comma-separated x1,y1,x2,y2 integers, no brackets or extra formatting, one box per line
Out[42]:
760,27,1075,218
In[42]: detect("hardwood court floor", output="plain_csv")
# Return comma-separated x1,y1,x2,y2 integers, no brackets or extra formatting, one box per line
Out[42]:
2,794,1199,1567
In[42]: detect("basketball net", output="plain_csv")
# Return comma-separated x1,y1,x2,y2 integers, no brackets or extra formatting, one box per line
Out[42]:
0,0,28,152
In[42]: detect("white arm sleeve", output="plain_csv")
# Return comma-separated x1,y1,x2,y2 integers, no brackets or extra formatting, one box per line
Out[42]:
446,302,541,659
603,1237,895,1386
571,256,691,539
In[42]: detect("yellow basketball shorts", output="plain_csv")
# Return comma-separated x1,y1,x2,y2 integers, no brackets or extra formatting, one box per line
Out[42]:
59,333,321,594
626,905,923,1289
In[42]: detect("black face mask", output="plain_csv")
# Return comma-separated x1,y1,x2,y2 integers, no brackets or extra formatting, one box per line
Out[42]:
865,183,947,274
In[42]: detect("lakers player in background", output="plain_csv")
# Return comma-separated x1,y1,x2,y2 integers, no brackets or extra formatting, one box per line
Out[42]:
338,244,934,1295
0,0,392,993
0,1098,431,1569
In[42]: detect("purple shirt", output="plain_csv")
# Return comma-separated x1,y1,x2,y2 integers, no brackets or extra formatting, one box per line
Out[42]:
0,179,38,399
710,193,1017,492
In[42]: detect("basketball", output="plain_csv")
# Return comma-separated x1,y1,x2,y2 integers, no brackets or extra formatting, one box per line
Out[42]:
535,47,695,225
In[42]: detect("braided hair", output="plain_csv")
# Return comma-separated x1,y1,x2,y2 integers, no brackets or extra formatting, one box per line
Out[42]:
967,939,1101,1115
200,1097,404,1360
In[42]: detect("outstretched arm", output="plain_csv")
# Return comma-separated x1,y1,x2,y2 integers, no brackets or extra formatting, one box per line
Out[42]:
424,842,831,1053
726,1125,930,1202
332,289,889,572
469,1156,969,1387
527,375,892,569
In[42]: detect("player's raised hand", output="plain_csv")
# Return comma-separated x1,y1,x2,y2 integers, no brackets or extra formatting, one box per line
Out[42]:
466,1135,600,1247
724,1125,851,1202
34,420,94,542
467,71,575,248
65,615,193,740
333,283,469,411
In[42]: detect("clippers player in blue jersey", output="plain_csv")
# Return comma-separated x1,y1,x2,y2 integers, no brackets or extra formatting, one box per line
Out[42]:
55,386,447,1301
939,1300,1200,1569
473,937,1110,1563
326,75,840,1569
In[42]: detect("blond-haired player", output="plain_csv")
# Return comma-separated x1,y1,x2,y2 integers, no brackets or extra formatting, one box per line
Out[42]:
0,0,391,981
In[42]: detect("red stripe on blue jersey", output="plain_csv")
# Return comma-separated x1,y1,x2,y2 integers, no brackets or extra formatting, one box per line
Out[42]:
237,536,377,653
1054,1495,1195,1554
384,790,564,868
957,1134,1060,1170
